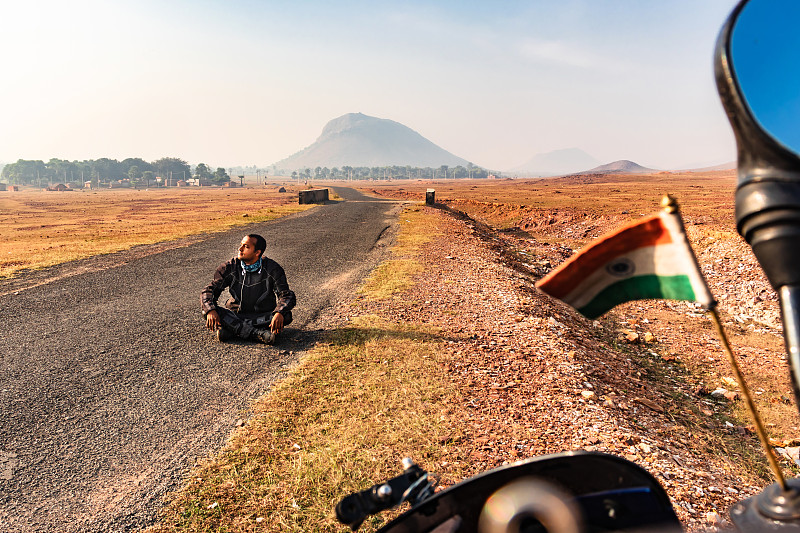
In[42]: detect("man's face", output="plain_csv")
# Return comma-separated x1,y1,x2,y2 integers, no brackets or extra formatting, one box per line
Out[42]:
238,236,262,264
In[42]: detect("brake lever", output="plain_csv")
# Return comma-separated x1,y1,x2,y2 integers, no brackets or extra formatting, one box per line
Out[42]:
335,458,436,531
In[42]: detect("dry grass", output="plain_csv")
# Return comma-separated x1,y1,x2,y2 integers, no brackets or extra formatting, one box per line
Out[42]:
0,187,312,278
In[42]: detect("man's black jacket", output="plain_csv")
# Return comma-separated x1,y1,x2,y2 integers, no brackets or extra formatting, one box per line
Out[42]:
201,257,296,317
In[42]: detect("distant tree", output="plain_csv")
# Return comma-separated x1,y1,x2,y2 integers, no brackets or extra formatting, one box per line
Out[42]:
153,157,191,184
2,159,47,185
194,163,213,180
291,171,298,180
46,158,74,183
128,165,141,182
122,157,153,173
92,158,125,181
142,170,155,185
213,167,230,183
472,167,489,179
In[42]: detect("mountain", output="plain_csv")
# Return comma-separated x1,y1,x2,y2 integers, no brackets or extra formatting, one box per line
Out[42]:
576,159,657,174
685,161,736,172
510,148,600,176
272,113,470,170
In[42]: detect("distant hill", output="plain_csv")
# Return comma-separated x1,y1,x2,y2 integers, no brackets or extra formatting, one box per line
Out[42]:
685,161,736,172
509,148,600,177
272,113,469,170
576,159,657,174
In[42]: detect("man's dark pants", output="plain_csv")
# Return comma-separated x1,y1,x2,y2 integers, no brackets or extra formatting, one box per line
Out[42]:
212,308,293,339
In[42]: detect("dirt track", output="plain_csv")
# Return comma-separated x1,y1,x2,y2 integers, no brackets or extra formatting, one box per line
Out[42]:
0,188,403,532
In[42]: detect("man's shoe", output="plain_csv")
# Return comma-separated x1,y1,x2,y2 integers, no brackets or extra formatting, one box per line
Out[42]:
253,328,276,345
217,327,234,342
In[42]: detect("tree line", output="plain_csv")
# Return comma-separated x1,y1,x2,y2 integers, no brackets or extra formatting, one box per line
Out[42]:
1,157,230,187
284,164,492,181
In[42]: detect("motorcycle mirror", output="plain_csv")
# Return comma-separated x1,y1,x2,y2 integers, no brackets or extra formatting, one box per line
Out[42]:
717,0,800,290
717,0,800,405
728,0,800,156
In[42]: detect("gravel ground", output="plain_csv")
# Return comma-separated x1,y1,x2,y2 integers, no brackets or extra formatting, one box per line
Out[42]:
0,188,403,532
341,204,780,532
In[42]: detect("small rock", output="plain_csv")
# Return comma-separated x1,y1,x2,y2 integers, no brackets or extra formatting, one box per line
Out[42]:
618,329,639,342
724,391,739,401
644,332,655,343
706,511,723,526
710,388,728,398
634,397,664,413
620,434,640,446
581,390,596,400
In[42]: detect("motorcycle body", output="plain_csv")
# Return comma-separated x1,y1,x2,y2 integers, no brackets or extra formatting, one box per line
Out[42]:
338,452,680,533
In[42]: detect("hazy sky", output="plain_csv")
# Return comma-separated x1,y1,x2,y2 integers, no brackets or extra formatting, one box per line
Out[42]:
0,0,740,171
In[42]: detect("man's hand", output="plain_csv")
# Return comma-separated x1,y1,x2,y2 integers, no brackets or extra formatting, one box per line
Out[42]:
205,310,221,331
270,312,284,334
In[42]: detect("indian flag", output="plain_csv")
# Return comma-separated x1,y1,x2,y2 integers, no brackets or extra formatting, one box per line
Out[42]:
535,207,715,319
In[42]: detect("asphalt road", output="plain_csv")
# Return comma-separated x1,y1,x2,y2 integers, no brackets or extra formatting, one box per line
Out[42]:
0,187,404,532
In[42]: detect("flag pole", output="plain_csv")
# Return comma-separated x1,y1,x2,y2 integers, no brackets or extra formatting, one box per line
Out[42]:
663,195,788,490
708,307,787,491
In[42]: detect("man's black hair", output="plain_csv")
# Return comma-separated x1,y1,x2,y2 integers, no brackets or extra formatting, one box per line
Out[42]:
247,234,267,257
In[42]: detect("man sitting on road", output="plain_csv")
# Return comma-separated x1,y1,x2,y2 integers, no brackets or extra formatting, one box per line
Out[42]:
201,234,296,344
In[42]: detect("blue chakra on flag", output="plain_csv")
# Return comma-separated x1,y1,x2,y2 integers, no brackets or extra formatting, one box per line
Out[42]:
606,258,635,277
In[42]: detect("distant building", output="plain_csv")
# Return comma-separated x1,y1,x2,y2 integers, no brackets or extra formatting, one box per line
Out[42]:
45,183,71,191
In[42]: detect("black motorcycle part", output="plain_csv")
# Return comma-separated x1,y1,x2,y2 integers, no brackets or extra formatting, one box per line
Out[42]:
375,451,680,533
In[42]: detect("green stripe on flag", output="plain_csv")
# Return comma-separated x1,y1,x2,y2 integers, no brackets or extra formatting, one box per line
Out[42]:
577,274,697,319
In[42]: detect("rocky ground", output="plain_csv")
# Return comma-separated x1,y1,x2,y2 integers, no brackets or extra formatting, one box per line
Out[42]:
338,200,797,532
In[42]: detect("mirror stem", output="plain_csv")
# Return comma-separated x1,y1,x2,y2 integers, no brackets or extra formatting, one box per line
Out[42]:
779,285,800,406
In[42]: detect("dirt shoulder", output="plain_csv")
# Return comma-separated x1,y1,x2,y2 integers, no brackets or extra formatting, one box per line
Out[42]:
348,204,776,531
